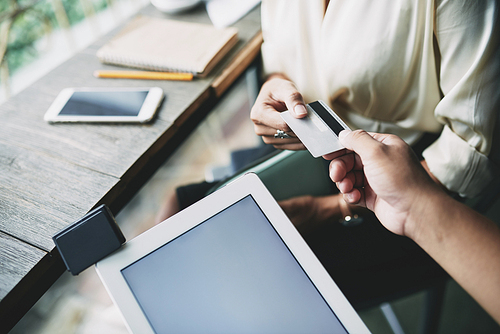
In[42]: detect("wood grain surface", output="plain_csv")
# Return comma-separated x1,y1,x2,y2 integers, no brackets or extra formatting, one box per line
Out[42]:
0,3,261,331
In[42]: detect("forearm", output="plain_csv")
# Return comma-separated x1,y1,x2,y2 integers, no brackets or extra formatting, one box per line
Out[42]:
331,130,500,322
408,192,500,324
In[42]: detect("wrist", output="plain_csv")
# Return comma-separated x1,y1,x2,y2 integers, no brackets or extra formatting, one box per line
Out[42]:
404,187,450,241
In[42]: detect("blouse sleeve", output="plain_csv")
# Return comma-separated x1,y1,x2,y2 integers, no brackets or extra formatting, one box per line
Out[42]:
422,0,500,197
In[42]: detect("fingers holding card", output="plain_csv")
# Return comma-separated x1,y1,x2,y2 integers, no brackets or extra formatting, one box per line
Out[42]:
280,101,350,158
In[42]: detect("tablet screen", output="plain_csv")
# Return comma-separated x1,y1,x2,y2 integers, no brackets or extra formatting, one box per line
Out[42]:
59,91,148,116
121,196,348,333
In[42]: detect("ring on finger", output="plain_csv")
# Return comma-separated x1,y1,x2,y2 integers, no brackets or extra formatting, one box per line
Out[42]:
274,129,292,139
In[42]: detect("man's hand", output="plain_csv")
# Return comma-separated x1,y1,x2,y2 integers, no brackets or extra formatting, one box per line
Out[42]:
324,130,445,237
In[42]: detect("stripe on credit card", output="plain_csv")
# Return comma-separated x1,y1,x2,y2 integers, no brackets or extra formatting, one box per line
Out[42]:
308,101,345,136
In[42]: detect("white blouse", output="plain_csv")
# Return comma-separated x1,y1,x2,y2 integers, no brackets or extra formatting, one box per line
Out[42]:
261,0,500,198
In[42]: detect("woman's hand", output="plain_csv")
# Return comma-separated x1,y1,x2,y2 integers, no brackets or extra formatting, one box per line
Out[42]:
250,75,307,150
324,130,445,237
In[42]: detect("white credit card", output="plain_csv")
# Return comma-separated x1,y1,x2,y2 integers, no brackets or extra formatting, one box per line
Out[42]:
280,100,350,158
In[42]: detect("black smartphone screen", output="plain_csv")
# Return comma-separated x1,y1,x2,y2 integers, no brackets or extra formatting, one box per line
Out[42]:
59,90,149,116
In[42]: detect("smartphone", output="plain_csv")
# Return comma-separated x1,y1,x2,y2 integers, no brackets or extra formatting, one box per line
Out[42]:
44,87,164,123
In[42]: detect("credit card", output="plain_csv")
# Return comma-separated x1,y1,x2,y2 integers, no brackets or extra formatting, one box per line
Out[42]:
280,100,350,158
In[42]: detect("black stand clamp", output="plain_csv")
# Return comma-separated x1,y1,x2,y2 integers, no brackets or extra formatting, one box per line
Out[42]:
53,204,126,275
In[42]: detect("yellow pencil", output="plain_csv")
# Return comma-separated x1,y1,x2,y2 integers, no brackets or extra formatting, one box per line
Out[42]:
93,70,194,81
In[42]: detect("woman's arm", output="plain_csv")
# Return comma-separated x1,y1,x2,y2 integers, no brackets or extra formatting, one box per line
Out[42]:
422,0,500,197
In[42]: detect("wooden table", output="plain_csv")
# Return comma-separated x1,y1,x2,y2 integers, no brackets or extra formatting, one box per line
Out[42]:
0,4,262,331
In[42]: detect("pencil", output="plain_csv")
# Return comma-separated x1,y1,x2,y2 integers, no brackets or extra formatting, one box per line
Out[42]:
93,70,194,81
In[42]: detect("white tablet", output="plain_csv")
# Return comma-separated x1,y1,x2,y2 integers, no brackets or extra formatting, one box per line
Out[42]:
96,173,370,334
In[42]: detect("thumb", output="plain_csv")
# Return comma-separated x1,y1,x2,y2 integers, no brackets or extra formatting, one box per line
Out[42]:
269,79,308,118
339,130,382,157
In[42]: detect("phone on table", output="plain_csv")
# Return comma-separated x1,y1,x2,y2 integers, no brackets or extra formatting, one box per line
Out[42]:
44,87,164,123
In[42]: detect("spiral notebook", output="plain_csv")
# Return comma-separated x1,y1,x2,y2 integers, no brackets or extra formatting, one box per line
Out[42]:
96,16,238,77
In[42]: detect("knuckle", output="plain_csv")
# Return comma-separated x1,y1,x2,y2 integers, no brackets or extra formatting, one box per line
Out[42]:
370,145,386,156
250,107,260,124
279,122,291,132
351,129,368,139
254,128,264,136
262,137,273,144
250,116,260,126
288,91,303,103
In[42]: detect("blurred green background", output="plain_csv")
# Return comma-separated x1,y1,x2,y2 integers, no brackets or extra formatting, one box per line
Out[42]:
1,0,109,75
